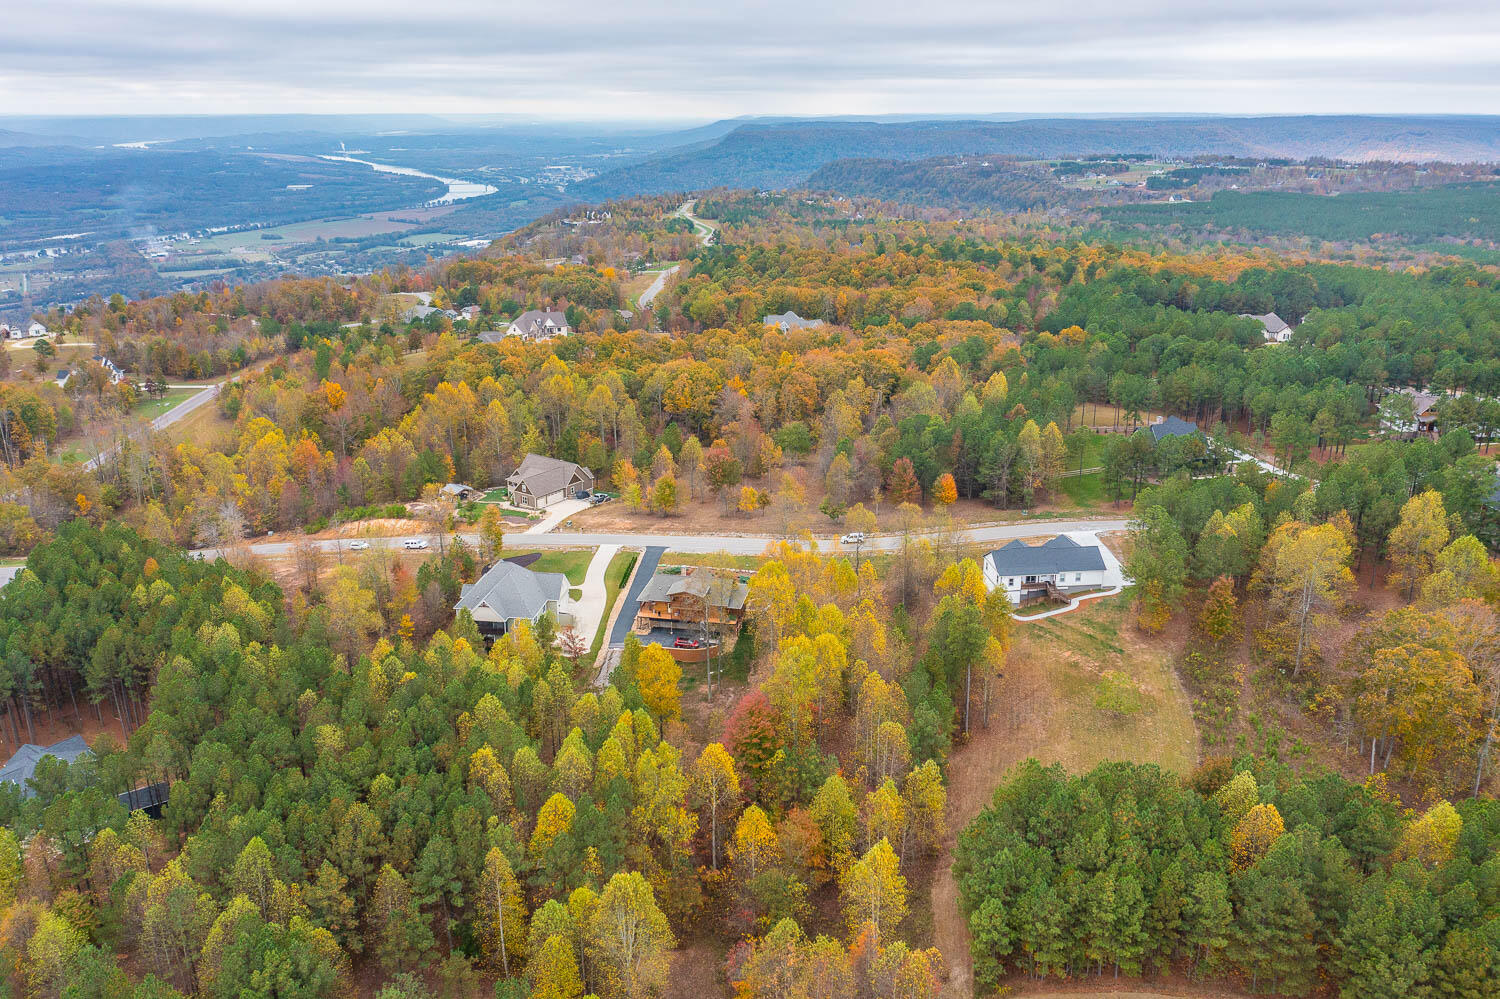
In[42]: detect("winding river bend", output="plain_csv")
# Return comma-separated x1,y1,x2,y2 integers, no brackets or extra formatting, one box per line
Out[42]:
318,155,498,205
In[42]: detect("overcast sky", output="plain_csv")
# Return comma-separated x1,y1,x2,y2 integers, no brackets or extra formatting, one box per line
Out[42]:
7,0,1500,118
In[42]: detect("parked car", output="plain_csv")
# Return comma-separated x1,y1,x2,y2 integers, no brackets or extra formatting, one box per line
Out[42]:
673,636,703,649
349,540,370,551
590,493,610,506
575,489,591,500
403,538,429,550
840,531,866,545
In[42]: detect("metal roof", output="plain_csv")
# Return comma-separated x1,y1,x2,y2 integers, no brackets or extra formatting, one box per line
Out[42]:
985,535,1107,576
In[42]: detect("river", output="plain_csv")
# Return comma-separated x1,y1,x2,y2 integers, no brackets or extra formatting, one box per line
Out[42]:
318,155,498,205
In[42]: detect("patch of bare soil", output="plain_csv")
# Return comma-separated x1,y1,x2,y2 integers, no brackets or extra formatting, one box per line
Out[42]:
0,700,133,755
567,463,1112,541
663,939,728,999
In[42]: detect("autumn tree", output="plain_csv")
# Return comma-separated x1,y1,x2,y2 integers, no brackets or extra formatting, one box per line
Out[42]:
840,839,907,938
1253,520,1354,676
637,643,682,726
931,473,957,508
588,871,675,999
477,847,527,976
1388,490,1450,600
693,743,741,869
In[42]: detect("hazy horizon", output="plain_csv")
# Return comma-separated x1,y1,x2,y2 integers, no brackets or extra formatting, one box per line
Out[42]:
7,1,1499,118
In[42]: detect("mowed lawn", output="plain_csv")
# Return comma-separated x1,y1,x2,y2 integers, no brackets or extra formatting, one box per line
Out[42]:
132,386,199,419
507,549,594,585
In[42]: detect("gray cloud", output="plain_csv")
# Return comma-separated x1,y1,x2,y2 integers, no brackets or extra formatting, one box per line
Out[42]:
3,0,1498,116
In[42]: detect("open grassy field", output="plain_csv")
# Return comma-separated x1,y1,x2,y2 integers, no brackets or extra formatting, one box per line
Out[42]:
932,592,1198,998
131,386,199,419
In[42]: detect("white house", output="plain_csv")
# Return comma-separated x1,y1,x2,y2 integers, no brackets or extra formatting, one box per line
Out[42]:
1239,312,1294,343
507,310,570,340
762,311,824,332
27,322,47,338
982,535,1110,605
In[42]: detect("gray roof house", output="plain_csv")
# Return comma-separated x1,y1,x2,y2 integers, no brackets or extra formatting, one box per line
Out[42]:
763,311,825,331
982,535,1110,604
505,454,594,510
1149,416,1200,443
1239,312,1294,343
456,561,572,639
0,735,91,797
507,310,571,341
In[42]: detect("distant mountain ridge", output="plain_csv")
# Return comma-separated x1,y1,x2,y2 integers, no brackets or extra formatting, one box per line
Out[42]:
570,115,1500,200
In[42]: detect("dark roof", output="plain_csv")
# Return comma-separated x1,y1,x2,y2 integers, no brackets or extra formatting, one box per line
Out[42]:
985,535,1107,576
1149,416,1200,443
0,735,91,796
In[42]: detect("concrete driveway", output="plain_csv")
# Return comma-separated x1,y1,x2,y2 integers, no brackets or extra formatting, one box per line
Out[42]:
523,498,590,534
566,544,619,646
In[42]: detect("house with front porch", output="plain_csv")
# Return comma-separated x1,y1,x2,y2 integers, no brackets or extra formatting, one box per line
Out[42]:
982,535,1109,605
456,560,573,640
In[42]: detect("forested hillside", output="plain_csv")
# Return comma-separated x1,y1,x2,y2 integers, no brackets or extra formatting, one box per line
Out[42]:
1,188,1499,998
1105,182,1500,244
805,156,1070,211
571,116,1500,200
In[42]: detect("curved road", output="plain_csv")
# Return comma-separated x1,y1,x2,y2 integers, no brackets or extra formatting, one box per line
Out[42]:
194,518,1130,562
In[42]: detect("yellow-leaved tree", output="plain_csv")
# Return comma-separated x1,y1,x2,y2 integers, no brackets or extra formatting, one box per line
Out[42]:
1252,520,1354,676
1230,803,1285,871
839,838,907,937
636,642,682,726
1388,490,1451,600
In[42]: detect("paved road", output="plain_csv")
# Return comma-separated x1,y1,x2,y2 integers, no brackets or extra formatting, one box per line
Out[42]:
608,546,664,647
674,200,716,246
84,379,226,471
194,519,1130,562
636,265,680,309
